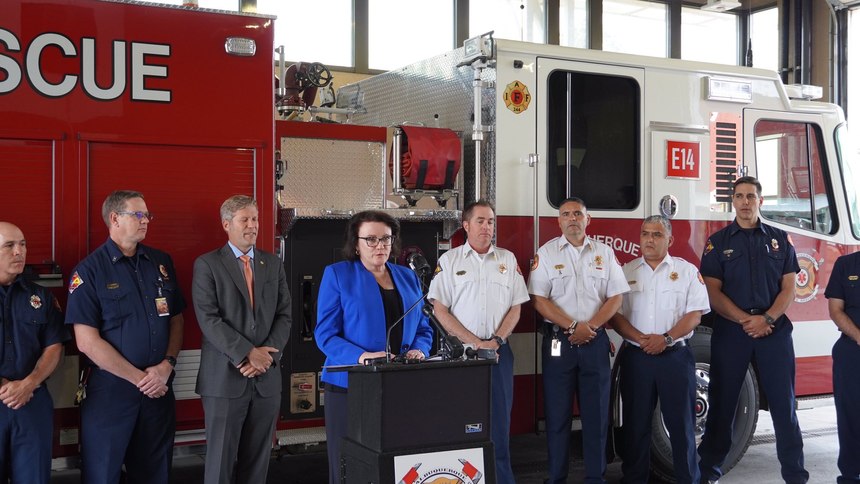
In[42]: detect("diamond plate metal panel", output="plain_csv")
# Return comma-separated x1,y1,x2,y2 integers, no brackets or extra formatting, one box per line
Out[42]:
279,138,385,210
340,47,498,205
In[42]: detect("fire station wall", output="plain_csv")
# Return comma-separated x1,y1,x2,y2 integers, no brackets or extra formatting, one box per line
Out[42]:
86,141,257,350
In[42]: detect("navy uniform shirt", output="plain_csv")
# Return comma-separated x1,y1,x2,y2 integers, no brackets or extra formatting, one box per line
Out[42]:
65,238,185,369
0,277,69,380
825,252,860,330
700,220,799,311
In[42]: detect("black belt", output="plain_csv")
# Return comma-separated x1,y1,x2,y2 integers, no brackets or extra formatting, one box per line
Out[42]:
628,339,687,352
545,322,605,335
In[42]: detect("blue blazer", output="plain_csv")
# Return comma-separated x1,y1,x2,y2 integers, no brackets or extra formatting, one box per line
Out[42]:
315,260,434,388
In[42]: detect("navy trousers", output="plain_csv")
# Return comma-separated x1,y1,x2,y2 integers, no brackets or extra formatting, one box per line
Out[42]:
81,369,176,484
0,386,53,484
543,328,610,484
324,384,348,484
619,343,699,484
492,344,516,484
834,334,860,483
698,318,808,483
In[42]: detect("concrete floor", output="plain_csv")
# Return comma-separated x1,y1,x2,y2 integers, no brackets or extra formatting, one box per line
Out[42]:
50,405,841,483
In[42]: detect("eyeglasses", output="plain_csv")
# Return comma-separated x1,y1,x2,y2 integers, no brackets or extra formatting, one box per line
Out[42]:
117,211,154,221
358,235,395,247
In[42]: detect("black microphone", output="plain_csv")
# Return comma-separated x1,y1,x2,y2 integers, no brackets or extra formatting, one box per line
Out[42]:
421,302,465,360
378,293,427,365
407,252,431,277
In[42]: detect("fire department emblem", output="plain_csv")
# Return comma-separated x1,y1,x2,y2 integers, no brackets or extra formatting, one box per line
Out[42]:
669,272,679,281
594,255,603,267
703,239,714,256
795,252,820,303
434,264,442,275
771,238,780,251
159,264,170,279
30,295,42,309
69,271,84,294
503,80,531,114
530,255,539,271
498,264,507,274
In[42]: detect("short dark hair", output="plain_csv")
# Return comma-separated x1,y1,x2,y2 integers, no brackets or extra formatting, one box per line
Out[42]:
558,197,587,212
462,200,495,223
102,190,144,227
342,210,401,261
642,215,672,235
733,176,762,196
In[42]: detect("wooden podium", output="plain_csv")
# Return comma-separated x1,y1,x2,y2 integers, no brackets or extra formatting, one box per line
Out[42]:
336,359,496,483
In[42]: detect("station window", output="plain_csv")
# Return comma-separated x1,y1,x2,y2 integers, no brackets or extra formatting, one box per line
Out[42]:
603,0,667,57
546,70,640,209
754,120,836,234
257,0,353,68
470,0,546,43
560,0,589,48
369,0,454,71
750,7,779,73
681,7,738,65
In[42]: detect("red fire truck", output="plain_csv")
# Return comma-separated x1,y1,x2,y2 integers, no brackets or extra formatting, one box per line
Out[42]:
2,0,854,478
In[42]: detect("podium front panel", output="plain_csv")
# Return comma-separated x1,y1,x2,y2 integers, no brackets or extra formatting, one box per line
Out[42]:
347,361,492,453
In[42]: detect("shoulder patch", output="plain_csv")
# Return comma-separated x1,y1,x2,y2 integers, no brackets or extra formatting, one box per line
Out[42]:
703,239,714,256
434,264,442,275
530,254,539,271
697,272,705,285
69,271,84,294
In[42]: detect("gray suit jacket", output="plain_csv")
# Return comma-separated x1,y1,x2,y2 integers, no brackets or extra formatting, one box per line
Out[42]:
192,244,292,398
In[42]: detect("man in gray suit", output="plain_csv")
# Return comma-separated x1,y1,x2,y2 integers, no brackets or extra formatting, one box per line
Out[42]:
192,195,292,484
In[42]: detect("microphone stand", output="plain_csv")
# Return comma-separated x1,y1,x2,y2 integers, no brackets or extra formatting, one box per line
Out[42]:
411,262,465,361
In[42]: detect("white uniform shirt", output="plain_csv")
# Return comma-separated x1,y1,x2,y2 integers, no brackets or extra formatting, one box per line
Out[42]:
620,254,710,345
528,236,629,322
427,242,530,339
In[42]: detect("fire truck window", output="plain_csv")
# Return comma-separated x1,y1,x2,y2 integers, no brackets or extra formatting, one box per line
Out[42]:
546,70,640,210
755,120,836,235
835,124,860,239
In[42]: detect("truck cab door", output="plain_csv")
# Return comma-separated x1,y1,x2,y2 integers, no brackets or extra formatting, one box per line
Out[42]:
535,58,646,237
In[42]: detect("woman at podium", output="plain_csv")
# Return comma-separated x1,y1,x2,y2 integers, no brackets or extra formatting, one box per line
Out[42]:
315,210,434,484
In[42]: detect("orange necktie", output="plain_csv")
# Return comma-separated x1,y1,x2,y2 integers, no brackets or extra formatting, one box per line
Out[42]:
239,255,254,309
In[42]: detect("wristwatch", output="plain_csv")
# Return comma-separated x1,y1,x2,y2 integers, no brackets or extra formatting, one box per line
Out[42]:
763,312,776,326
662,332,674,346
164,356,177,367
567,320,579,335
491,335,506,346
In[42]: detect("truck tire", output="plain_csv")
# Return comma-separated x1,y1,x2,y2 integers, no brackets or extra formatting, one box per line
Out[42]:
649,326,760,482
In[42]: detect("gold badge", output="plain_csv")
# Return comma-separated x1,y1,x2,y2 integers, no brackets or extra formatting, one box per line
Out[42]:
627,280,637,285
849,275,859,281
594,255,603,266
456,270,466,276
106,283,120,289
670,272,679,281
771,238,779,251
722,249,734,257
30,294,42,309
554,264,565,271
530,254,539,271
159,264,170,279
499,264,508,274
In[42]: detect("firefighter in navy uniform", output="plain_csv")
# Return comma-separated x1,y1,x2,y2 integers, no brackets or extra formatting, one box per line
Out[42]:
824,253,860,483
0,222,69,484
697,177,808,484
65,191,185,484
